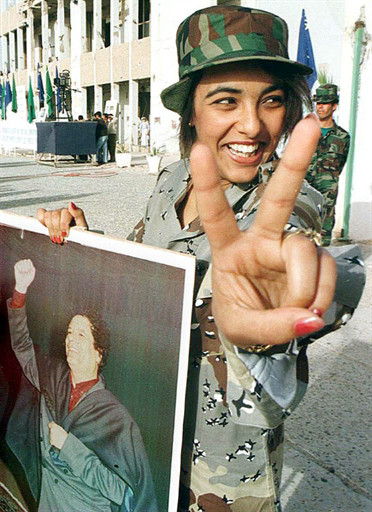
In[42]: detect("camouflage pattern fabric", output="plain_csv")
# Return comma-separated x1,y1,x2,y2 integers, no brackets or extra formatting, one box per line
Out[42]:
305,123,350,245
177,6,289,78
312,84,339,103
128,159,364,511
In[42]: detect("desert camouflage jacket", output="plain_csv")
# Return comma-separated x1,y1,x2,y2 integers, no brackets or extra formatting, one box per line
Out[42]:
128,159,365,512
306,123,350,184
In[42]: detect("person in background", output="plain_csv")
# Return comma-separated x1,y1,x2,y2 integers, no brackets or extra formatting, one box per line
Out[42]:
93,111,108,166
36,6,365,511
305,84,350,246
77,114,88,161
139,116,150,151
6,259,158,512
107,113,118,162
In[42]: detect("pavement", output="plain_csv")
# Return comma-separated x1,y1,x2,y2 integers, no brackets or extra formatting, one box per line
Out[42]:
0,151,371,512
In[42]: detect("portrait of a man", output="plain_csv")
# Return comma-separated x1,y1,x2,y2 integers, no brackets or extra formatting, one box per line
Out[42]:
0,214,195,512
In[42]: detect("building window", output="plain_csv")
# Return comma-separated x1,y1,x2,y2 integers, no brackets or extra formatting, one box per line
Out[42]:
138,0,150,39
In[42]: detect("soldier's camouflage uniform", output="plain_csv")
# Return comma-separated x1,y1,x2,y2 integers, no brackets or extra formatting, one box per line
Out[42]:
129,159,365,511
305,123,350,246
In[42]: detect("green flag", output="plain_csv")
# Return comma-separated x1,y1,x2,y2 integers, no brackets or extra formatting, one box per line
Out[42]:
45,68,54,117
27,77,36,123
11,74,17,113
1,81,5,120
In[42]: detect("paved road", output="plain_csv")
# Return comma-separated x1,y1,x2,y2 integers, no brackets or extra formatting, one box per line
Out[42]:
0,153,371,511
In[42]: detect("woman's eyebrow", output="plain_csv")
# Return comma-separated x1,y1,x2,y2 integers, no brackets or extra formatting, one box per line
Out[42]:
205,86,242,99
204,83,284,99
263,84,285,94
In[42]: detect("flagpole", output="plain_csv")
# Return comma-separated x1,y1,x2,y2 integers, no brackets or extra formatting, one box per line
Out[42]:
341,14,365,241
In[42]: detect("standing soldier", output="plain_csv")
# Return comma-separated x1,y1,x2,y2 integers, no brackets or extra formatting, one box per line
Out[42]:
306,84,350,246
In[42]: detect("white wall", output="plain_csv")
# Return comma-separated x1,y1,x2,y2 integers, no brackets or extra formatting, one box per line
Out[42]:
150,0,215,153
336,1,372,241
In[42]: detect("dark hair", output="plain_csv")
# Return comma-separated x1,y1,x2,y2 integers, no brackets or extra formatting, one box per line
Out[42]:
94,111,102,118
78,115,84,120
69,311,111,371
179,61,312,158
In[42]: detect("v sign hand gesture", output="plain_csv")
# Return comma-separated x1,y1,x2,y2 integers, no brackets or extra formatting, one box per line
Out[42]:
190,114,336,348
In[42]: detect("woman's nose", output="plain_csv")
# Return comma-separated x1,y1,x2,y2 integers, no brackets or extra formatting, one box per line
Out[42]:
235,105,262,138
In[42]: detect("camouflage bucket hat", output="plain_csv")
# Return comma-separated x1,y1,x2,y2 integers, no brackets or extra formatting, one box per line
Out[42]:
313,84,339,103
161,6,313,115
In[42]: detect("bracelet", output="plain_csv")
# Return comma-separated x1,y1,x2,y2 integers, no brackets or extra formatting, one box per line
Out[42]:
283,228,322,247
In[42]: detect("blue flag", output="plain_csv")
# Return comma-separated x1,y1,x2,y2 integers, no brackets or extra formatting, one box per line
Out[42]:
37,63,45,104
5,78,12,109
297,9,317,90
55,66,62,113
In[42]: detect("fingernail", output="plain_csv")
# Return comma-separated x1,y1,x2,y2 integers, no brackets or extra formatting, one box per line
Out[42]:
62,231,67,237
311,308,323,317
294,316,324,337
51,236,56,243
70,202,77,210
57,236,62,244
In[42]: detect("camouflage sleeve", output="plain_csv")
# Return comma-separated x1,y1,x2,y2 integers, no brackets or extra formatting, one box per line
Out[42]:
197,244,366,428
298,244,365,345
127,218,145,243
126,166,173,243
338,133,350,171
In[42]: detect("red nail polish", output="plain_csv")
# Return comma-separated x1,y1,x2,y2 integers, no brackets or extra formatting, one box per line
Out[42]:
62,231,67,237
294,317,324,337
311,308,323,317
70,202,77,210
57,236,62,244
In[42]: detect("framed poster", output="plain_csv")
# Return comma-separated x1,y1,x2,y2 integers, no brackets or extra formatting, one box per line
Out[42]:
0,211,195,511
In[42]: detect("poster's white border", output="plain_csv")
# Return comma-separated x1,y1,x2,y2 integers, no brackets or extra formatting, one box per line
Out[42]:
0,210,196,511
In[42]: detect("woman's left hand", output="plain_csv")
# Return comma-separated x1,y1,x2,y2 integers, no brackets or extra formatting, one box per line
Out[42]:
190,114,336,347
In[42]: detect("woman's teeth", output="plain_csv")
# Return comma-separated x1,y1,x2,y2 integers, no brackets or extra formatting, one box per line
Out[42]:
228,143,259,157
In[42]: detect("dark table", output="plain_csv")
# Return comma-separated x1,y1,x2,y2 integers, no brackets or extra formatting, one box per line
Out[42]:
36,122,96,164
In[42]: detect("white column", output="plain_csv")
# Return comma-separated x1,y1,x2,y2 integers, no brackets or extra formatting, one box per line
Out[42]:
70,0,86,118
26,8,35,72
94,84,103,112
41,0,50,65
124,0,139,147
110,0,120,109
1,35,8,74
93,0,102,51
56,0,65,59
93,0,102,112
9,31,15,72
17,27,25,70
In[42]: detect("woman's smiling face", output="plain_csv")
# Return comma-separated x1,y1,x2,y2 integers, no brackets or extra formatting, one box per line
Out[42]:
191,62,286,188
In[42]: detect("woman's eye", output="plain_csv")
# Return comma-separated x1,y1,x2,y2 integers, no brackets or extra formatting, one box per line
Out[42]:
263,95,285,106
214,97,236,105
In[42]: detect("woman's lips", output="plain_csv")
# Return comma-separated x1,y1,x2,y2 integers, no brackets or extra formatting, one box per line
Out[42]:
224,142,264,165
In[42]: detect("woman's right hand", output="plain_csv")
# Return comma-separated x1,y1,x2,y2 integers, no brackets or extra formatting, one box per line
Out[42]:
36,202,88,243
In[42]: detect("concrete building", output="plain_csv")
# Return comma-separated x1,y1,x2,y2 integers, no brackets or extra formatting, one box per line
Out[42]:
0,0,151,147
0,0,371,241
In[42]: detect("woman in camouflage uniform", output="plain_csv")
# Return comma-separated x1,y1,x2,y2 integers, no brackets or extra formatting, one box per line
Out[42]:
37,6,364,512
